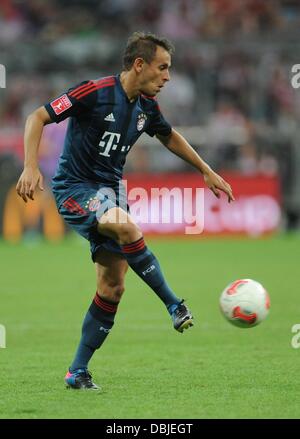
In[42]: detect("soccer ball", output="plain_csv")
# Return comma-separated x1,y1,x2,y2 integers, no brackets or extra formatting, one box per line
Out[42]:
219,279,270,328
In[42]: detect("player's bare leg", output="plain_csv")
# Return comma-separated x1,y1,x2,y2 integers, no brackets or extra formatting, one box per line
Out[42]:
95,249,128,304
65,250,128,390
98,207,193,333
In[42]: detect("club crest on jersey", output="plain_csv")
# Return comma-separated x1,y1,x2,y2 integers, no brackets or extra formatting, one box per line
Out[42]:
85,196,101,212
50,94,72,115
137,113,147,131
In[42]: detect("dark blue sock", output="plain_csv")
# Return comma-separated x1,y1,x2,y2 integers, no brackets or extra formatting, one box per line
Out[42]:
70,293,118,372
122,237,181,312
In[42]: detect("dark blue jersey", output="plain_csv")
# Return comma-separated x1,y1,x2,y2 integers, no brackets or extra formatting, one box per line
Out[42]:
45,75,172,192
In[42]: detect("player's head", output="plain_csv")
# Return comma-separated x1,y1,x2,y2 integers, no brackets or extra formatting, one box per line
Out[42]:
123,32,174,97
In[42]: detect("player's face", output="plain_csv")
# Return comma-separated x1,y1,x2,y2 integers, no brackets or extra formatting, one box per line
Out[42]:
139,46,171,97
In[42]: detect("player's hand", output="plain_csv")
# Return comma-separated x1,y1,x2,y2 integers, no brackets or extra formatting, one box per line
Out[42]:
16,166,44,203
203,168,235,203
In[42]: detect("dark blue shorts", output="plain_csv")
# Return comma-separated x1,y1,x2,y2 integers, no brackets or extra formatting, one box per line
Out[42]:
53,181,129,261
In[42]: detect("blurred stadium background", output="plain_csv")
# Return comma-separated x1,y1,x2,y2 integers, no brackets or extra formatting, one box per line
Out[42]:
1,0,300,239
1,0,300,420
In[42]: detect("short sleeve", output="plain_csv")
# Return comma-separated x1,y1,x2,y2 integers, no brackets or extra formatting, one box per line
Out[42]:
44,80,98,123
145,102,172,138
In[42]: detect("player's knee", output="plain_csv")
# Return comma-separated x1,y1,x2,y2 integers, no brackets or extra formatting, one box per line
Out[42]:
117,222,142,245
98,281,125,303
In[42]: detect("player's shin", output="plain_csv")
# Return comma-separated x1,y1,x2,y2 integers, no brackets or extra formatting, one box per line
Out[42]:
122,237,181,313
69,293,118,372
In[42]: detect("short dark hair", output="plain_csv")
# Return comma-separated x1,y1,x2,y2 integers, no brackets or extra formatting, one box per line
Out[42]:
122,32,174,71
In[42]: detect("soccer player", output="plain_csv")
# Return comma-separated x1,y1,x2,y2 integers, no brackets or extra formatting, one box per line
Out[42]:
16,32,234,390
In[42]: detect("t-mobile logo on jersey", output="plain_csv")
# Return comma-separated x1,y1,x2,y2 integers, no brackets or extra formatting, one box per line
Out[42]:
99,131,130,157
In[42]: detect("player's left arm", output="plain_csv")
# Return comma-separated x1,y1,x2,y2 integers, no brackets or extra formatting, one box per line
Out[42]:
156,128,235,203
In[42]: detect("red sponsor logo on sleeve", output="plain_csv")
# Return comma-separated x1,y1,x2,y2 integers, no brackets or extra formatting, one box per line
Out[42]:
50,94,72,115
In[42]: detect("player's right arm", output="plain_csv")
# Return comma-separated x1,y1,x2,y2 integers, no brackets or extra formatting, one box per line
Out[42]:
16,80,98,202
16,106,52,203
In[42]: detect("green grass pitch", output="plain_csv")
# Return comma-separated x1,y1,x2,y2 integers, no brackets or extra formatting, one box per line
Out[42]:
0,234,299,419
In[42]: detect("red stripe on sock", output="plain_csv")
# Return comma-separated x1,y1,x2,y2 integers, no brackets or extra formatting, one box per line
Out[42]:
123,243,145,253
123,237,144,248
94,298,116,313
94,293,118,313
122,238,145,253
94,295,114,311
124,238,144,249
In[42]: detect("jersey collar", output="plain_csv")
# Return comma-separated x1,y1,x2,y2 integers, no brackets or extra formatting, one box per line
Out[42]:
116,74,138,104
